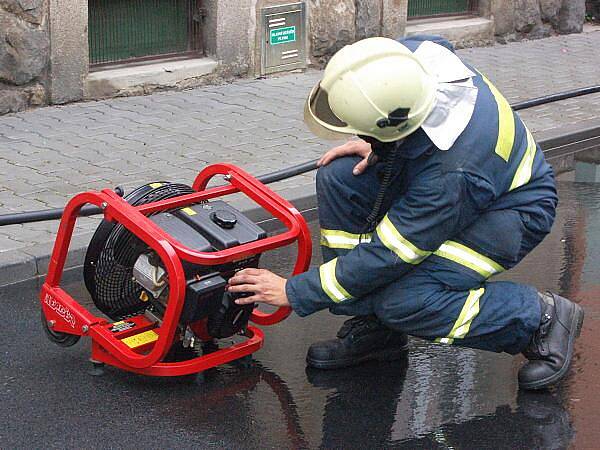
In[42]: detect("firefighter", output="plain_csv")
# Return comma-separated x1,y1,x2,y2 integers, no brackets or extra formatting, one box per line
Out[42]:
228,35,585,390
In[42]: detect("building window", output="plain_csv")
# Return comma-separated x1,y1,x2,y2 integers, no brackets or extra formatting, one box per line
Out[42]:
408,0,478,19
88,0,203,67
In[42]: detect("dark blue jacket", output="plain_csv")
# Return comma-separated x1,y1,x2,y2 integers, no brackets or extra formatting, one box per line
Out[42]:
286,36,557,316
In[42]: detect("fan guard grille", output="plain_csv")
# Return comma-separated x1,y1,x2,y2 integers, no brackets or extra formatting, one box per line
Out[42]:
83,183,195,319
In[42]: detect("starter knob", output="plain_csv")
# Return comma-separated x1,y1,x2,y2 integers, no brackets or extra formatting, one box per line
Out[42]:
210,210,237,229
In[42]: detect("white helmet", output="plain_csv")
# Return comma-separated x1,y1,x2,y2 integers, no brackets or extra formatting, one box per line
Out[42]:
304,37,437,142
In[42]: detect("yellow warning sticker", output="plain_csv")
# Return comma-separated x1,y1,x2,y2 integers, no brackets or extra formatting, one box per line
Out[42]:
149,182,163,188
113,321,125,326
121,330,159,348
181,207,197,216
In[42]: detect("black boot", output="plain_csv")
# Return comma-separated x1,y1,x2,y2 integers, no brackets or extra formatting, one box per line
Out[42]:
518,292,584,390
306,315,409,370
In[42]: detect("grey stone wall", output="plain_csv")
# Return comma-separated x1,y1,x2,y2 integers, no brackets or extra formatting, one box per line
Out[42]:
493,0,586,42
308,0,586,62
355,0,382,40
308,0,356,65
382,0,408,37
48,0,88,104
0,0,49,114
308,0,407,66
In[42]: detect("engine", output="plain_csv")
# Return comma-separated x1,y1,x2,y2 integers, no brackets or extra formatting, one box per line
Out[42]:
83,182,267,348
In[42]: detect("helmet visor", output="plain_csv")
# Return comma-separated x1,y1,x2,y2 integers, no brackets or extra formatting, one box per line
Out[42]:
303,83,354,141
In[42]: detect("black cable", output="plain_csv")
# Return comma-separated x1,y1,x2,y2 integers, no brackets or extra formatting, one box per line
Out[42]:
1,84,599,227
511,85,600,111
256,160,318,185
0,186,124,226
0,205,103,226
363,146,398,234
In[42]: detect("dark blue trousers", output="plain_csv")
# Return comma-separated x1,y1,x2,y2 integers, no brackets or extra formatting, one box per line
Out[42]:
317,156,547,354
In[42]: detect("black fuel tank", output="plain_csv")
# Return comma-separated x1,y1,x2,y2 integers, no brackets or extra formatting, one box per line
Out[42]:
172,200,267,250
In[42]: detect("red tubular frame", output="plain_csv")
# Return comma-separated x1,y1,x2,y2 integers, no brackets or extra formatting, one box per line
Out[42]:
40,163,312,376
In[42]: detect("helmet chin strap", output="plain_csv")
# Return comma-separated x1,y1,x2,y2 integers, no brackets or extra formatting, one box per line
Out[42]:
357,136,403,233
359,136,404,161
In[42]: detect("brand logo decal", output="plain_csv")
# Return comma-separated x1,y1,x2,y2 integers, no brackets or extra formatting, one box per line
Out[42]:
44,293,76,328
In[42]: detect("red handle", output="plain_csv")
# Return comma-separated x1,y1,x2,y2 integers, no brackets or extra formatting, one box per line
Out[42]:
42,163,312,369
45,190,187,369
193,164,312,324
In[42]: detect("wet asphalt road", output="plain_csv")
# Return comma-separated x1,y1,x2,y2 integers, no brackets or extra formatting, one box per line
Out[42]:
2,177,600,449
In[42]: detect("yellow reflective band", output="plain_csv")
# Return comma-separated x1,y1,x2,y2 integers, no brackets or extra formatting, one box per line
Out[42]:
436,287,485,344
510,127,537,191
319,258,352,303
320,229,372,249
481,74,515,162
121,330,159,349
181,207,197,216
376,215,431,264
434,240,504,278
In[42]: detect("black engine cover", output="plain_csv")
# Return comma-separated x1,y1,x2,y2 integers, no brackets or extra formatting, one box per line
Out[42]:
207,293,255,339
83,182,266,329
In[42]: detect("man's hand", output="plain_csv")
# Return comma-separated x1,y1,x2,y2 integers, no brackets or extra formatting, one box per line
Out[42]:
227,268,290,308
317,138,374,175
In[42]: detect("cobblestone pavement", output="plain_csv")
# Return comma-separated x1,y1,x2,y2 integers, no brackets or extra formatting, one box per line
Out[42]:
1,30,600,284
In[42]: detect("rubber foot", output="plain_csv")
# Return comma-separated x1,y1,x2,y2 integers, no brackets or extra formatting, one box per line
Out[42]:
88,361,105,377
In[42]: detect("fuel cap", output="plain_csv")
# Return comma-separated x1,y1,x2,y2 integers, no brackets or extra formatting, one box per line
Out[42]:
210,210,237,229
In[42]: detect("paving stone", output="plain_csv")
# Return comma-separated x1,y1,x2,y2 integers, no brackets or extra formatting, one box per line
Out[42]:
0,223,55,244
0,192,48,211
0,234,29,252
0,179,47,196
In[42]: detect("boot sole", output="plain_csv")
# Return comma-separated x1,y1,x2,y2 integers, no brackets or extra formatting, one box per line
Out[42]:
306,343,409,370
519,302,585,390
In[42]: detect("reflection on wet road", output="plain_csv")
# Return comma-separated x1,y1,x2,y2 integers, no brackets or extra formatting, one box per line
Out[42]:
2,179,600,449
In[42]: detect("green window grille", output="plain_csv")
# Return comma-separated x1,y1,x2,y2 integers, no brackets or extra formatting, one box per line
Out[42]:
408,0,477,19
89,0,203,67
